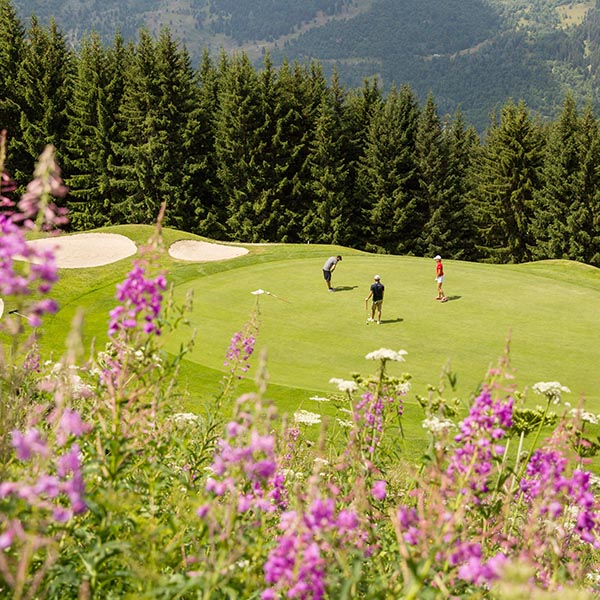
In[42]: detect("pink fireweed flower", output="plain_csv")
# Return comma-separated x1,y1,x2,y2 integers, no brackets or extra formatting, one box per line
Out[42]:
224,328,257,377
204,415,283,512
12,145,69,231
263,497,365,600
56,409,93,446
371,480,387,500
456,547,507,586
0,215,59,325
2,425,88,537
520,445,600,546
446,389,513,495
108,263,167,337
11,428,50,461
1,170,16,207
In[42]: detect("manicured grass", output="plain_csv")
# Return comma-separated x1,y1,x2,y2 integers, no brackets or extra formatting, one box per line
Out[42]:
36,226,600,428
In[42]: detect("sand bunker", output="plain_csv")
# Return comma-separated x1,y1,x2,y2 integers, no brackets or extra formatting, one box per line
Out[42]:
26,233,137,269
21,234,247,269
168,240,248,262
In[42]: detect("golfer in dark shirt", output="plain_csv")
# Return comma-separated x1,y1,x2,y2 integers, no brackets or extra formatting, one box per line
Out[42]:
365,275,385,324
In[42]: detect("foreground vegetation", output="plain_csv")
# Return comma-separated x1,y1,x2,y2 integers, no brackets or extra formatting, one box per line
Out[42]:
3,139,600,600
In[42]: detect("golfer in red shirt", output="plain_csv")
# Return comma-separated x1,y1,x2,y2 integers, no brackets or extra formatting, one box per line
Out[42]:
434,255,447,302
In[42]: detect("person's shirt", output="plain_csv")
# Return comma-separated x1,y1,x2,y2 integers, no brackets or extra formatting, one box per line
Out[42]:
370,282,384,301
323,256,337,271
436,262,444,277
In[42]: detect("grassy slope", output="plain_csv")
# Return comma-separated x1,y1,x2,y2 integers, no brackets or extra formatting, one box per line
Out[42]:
36,226,600,452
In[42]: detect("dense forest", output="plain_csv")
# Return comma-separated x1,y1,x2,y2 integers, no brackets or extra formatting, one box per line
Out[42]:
9,0,600,130
1,0,599,266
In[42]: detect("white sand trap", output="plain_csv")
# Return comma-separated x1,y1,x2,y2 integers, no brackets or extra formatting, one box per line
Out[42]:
168,240,248,262
26,233,137,268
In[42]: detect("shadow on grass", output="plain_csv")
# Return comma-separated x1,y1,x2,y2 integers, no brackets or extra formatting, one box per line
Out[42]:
333,285,359,292
365,317,403,325
443,295,461,302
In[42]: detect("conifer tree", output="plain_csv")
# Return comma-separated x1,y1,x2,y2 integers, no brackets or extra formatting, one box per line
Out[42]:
193,49,225,239
12,17,74,183
360,85,422,255
416,93,454,256
270,60,324,241
303,92,349,244
438,107,479,260
571,104,600,265
0,0,26,177
343,78,382,249
113,28,202,228
532,94,582,261
215,53,270,241
64,33,129,229
473,100,543,263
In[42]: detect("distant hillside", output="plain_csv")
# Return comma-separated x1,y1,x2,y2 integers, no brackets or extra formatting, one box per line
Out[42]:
10,0,600,130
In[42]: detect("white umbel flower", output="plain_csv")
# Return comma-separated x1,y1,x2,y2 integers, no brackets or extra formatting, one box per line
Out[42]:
365,348,408,362
532,381,571,404
294,410,322,425
329,378,358,393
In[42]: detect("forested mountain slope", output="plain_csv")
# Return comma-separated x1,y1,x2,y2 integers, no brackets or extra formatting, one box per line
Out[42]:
9,0,600,130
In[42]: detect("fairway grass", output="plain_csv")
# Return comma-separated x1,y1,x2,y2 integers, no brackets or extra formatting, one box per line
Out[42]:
35,226,600,422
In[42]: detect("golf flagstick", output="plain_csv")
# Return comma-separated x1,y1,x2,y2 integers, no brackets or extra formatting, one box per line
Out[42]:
251,289,290,303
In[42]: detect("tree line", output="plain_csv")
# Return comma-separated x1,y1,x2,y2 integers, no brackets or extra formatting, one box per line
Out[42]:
1,0,599,265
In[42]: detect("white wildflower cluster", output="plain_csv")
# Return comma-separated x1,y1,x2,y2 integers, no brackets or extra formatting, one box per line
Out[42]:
329,378,358,393
365,348,408,362
43,361,94,399
309,395,331,403
588,473,600,493
422,416,456,435
532,381,571,404
171,412,202,428
294,410,322,425
568,408,599,425
396,381,412,395
336,418,353,428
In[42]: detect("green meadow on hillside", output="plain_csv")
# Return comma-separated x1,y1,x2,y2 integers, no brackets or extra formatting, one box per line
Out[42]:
36,225,600,438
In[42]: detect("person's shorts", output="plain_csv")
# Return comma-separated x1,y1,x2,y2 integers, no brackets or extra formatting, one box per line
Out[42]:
323,269,332,282
436,276,445,283
373,299,383,306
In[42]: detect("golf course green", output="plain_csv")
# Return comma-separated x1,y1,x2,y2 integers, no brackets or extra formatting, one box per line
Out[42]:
36,226,600,419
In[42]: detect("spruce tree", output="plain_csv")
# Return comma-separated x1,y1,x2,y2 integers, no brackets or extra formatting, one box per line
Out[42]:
113,28,202,228
360,85,422,255
64,33,129,229
270,60,323,242
441,107,479,260
416,93,453,257
12,17,74,184
0,0,26,177
303,93,349,245
215,53,269,242
571,104,600,265
532,94,582,261
193,49,225,239
473,100,543,263
343,78,382,249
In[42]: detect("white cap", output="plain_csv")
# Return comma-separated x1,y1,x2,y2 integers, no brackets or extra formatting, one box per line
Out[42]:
374,275,380,280
434,255,442,260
